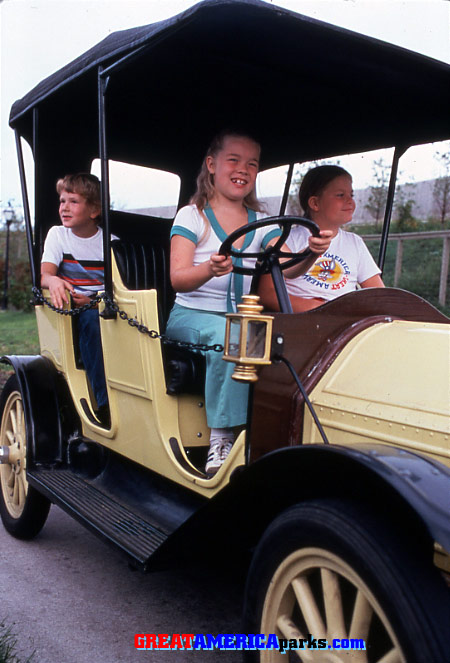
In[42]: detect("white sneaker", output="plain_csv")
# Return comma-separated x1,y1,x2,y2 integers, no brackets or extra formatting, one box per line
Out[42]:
205,439,233,477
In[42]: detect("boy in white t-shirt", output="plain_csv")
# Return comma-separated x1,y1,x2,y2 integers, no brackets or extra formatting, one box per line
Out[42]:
259,165,384,312
41,173,110,426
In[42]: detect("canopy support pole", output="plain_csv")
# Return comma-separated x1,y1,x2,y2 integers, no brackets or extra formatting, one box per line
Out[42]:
378,145,408,273
14,129,36,287
98,66,116,318
279,163,294,216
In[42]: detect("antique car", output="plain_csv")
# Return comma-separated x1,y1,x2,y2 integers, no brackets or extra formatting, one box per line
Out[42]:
1,1,449,661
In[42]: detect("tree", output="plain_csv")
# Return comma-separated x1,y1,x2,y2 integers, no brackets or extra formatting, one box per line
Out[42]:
0,202,32,310
364,158,390,229
433,151,450,224
394,182,417,231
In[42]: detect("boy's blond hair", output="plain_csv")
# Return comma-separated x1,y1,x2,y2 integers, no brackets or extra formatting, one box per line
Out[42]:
56,173,101,208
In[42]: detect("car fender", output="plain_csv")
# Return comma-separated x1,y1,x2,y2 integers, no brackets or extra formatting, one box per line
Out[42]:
211,443,450,554
1,355,78,466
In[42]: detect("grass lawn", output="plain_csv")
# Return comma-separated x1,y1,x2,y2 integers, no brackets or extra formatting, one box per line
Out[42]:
0,311,40,375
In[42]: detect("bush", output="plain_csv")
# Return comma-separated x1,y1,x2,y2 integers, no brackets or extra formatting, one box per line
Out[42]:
0,229,34,312
0,258,33,312
392,199,419,232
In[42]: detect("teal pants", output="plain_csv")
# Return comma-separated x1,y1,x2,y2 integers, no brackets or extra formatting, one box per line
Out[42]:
165,304,250,428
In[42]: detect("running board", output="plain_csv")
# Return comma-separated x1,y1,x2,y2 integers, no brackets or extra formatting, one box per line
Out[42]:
28,468,168,568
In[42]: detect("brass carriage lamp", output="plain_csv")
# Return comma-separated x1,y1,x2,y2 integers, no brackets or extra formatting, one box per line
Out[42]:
223,294,274,382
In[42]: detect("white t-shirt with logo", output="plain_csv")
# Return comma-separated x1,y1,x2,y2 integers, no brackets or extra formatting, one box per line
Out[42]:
286,226,381,300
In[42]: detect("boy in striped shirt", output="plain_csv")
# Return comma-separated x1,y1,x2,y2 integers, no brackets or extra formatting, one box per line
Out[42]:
41,173,113,426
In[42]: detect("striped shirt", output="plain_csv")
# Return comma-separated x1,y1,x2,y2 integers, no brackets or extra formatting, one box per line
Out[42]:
41,225,116,296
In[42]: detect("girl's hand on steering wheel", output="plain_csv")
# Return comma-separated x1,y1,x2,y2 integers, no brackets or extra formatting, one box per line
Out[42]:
209,253,233,277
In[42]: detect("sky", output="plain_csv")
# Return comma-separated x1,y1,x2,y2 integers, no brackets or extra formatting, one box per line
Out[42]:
1,0,450,215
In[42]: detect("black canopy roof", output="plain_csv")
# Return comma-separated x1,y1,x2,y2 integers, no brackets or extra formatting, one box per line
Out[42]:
10,0,450,179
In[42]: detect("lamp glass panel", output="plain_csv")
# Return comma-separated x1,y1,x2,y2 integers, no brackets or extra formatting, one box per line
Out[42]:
228,318,242,357
246,321,267,358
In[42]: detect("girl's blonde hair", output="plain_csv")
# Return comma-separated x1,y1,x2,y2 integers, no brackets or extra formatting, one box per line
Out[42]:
191,130,265,213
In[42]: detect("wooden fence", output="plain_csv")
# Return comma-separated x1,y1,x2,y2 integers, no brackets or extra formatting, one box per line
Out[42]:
361,230,450,306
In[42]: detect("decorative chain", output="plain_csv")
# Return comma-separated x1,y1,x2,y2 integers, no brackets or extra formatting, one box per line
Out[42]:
32,288,224,353
32,287,102,315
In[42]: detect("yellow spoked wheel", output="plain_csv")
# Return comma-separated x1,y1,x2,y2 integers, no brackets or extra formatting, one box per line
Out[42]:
244,500,449,663
0,376,50,539
259,548,404,663
1,387,28,518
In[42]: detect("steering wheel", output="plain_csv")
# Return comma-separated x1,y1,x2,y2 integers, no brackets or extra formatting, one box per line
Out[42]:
218,215,320,276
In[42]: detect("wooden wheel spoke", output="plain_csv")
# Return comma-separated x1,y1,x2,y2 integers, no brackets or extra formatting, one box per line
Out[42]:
16,399,24,424
292,649,311,662
9,408,18,436
276,614,303,640
12,476,20,506
6,467,15,489
17,415,25,445
376,648,403,663
292,576,326,638
18,475,27,505
344,645,369,663
274,616,313,663
349,589,373,642
276,616,315,662
321,568,346,640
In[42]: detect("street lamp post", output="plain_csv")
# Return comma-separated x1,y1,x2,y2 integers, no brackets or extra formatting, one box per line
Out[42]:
1,203,15,311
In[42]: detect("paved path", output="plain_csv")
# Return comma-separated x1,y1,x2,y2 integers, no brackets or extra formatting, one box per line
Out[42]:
1,506,246,662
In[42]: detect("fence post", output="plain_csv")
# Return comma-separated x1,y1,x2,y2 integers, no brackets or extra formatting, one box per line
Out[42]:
394,239,403,287
439,236,450,307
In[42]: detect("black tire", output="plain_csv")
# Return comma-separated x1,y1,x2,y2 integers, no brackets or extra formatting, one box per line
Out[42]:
244,499,450,662
0,375,51,539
